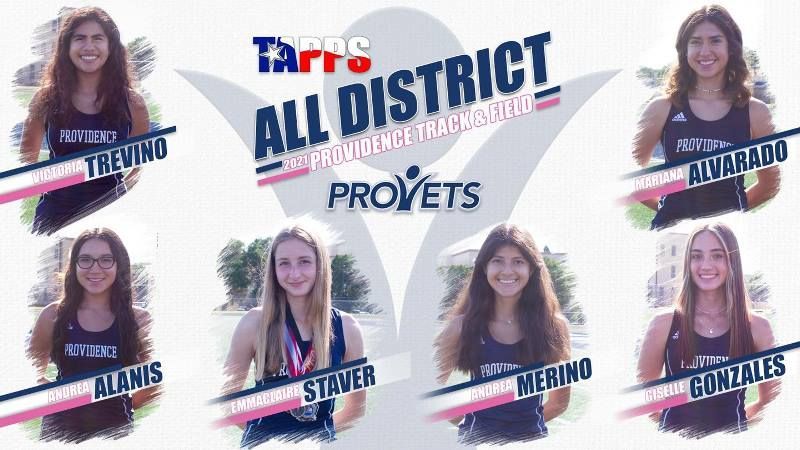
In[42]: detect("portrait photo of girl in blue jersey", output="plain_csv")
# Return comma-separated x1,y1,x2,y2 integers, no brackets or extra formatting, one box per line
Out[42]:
631,4,780,230
434,224,571,444
27,228,156,442
20,7,149,235
223,223,366,446
637,222,779,437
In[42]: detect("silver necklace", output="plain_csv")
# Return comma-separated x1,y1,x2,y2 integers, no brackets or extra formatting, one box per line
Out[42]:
695,85,723,94
493,318,515,326
696,305,725,334
696,305,726,315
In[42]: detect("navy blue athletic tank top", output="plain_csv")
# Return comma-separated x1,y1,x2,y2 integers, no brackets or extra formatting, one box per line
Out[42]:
33,110,130,234
651,99,750,230
241,308,347,447
458,332,546,444
41,315,133,441
660,312,746,435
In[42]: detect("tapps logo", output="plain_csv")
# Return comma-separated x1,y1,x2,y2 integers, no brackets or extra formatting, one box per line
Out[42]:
328,165,481,212
253,36,371,73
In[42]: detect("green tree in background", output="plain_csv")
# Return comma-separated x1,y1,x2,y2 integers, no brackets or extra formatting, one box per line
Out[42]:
544,258,585,325
331,255,375,313
216,237,375,313
132,263,154,307
636,48,773,105
217,239,249,300
746,272,770,305
437,258,585,325
636,65,669,89
127,37,157,82
243,238,272,298
437,265,472,319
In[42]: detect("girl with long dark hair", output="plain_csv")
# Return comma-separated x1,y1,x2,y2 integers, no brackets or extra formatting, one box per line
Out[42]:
435,224,571,444
223,223,366,445
20,7,149,234
638,222,779,436
28,228,154,441
632,4,780,230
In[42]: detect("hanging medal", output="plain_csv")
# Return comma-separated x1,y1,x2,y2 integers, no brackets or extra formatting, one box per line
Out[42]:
284,310,319,422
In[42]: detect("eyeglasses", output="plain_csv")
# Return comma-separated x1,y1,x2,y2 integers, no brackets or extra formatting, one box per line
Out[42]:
76,255,116,269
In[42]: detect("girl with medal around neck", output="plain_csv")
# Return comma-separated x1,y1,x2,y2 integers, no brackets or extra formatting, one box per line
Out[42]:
434,224,571,444
638,222,780,436
224,223,366,445
27,228,155,442
20,7,150,235
631,4,780,230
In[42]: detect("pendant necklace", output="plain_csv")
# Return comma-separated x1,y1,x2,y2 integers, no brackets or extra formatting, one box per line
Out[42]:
696,304,725,335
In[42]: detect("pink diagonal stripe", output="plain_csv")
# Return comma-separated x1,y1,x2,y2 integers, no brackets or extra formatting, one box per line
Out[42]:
0,394,92,428
619,180,686,205
427,392,516,423
257,167,310,186
212,398,302,428
0,173,86,205
617,393,689,420
535,97,560,110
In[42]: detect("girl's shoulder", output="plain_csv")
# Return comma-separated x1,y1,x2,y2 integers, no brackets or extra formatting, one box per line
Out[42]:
133,306,152,328
440,314,465,338
127,90,148,114
39,301,61,320
749,312,775,350
639,95,673,128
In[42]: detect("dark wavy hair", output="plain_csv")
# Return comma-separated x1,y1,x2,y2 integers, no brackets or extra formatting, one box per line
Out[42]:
51,228,140,367
664,4,751,108
675,222,754,365
30,7,133,128
451,224,569,374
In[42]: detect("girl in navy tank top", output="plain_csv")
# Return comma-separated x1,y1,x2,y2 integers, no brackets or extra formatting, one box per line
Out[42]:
638,223,780,437
223,223,366,445
435,224,571,444
631,5,780,230
19,7,150,235
28,228,155,442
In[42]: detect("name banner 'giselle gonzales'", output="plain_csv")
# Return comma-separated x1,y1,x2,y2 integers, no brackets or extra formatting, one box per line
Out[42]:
617,341,798,420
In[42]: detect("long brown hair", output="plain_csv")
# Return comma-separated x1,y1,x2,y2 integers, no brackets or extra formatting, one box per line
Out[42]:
254,224,333,379
448,224,568,375
664,4,751,108
30,7,134,128
675,223,754,364
52,228,140,367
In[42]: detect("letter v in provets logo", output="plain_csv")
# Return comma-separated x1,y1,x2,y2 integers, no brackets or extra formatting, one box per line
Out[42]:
672,112,687,122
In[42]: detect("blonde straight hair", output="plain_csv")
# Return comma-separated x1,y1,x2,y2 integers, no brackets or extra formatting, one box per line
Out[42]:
675,222,754,364
254,225,333,379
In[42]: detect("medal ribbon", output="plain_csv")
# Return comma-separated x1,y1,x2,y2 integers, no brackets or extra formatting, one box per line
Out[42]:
283,310,316,378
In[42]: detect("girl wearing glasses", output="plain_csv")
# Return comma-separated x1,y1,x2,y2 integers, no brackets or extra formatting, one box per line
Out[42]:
20,7,149,234
28,228,154,442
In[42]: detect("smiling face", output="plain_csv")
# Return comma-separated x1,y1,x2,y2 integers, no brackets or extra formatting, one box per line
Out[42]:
689,231,729,293
68,20,109,75
274,238,318,302
686,21,729,85
76,238,117,297
485,245,531,302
